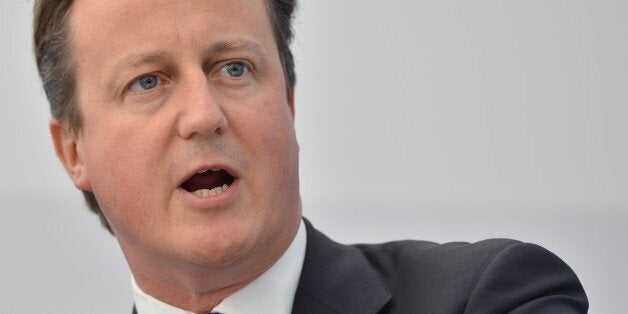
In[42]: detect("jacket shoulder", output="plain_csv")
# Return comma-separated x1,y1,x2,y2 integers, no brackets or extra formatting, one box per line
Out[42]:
353,239,587,313
355,238,520,288
464,241,588,313
352,238,519,312
356,237,519,262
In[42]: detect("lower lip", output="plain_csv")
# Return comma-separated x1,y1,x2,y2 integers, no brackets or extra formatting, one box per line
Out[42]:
177,178,240,210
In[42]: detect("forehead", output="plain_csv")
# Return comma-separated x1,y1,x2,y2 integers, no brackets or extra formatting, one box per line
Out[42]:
71,0,270,34
69,0,274,71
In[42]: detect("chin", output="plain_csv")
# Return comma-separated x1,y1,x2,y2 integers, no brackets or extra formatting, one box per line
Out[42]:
171,223,262,268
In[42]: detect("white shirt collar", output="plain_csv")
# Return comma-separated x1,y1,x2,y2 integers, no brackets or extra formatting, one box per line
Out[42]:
133,220,307,314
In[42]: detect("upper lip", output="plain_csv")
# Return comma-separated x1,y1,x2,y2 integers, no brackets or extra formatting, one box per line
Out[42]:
178,162,240,188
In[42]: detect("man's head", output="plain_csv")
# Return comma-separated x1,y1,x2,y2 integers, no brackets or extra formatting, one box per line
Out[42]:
34,0,302,293
34,0,297,233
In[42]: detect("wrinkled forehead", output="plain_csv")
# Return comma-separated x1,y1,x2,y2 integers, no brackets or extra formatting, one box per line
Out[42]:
69,0,275,69
71,0,267,33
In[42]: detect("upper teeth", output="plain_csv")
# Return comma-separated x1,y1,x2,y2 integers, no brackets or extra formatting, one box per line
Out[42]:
192,184,229,198
197,168,221,174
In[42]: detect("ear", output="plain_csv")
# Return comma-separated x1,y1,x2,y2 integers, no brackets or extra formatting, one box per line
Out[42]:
288,89,296,117
287,90,300,153
50,119,92,191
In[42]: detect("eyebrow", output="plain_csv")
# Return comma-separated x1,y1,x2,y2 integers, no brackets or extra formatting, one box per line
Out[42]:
111,51,169,75
107,51,169,89
107,40,266,86
207,40,267,58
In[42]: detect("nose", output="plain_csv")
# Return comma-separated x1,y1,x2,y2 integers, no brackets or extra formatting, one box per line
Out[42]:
176,71,228,139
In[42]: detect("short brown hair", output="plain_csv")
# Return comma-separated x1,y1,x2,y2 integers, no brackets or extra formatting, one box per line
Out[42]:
34,0,298,234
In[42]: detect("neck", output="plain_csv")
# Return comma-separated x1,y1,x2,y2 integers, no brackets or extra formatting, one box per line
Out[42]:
126,215,302,312
134,272,257,312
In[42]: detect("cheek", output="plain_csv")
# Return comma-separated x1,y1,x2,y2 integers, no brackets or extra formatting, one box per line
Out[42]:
244,101,299,186
81,114,171,209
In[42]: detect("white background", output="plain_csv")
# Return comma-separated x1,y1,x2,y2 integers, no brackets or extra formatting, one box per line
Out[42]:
1,0,626,313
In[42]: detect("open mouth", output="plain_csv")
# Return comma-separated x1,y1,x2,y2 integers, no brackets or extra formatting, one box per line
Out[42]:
180,168,236,197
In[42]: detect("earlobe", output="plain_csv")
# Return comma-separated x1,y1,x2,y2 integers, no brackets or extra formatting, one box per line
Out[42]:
50,119,92,191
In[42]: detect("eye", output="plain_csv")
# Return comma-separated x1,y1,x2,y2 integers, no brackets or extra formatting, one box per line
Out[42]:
220,62,249,78
129,74,163,92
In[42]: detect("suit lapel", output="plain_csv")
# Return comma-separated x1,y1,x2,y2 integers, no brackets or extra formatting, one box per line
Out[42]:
292,219,391,314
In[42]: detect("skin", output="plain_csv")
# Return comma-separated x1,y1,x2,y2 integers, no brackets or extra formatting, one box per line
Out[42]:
50,0,302,311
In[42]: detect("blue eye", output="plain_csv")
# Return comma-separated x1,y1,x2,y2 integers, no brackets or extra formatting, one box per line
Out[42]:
220,62,249,78
130,74,162,91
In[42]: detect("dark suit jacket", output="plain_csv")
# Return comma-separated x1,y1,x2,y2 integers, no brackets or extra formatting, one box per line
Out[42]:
133,219,588,313
292,219,588,313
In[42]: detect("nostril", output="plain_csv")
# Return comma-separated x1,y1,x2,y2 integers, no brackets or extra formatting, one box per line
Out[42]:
214,113,228,135
176,85,228,139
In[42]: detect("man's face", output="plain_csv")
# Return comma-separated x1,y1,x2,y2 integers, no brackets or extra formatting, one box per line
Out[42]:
63,0,301,274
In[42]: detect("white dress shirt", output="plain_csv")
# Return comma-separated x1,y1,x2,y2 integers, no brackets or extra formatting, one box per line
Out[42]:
133,220,307,314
